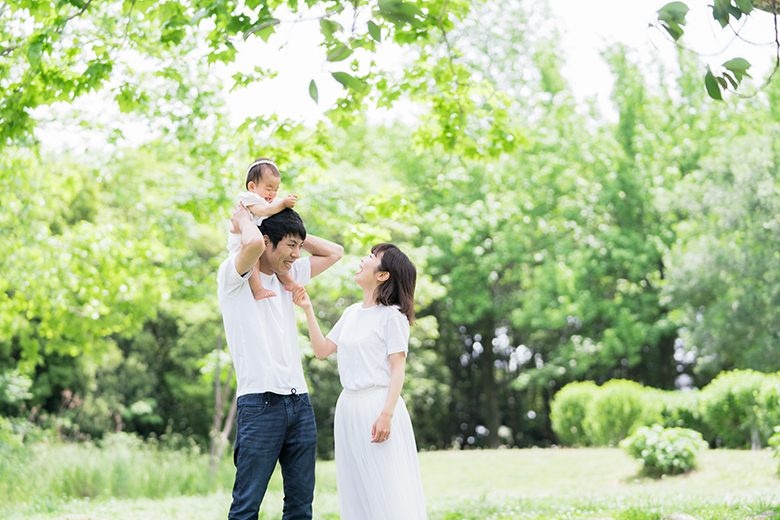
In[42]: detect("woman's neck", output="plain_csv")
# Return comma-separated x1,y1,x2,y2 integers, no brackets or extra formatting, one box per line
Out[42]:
361,290,377,309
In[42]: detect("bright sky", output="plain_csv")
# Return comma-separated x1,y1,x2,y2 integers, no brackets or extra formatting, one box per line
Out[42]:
222,0,780,125
36,0,780,150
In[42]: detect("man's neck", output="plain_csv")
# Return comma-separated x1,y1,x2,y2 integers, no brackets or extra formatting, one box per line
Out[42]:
256,258,276,277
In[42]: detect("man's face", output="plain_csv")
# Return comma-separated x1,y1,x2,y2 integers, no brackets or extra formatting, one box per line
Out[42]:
264,234,304,275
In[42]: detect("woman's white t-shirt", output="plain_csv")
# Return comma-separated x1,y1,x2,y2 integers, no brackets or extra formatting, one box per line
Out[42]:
326,303,410,391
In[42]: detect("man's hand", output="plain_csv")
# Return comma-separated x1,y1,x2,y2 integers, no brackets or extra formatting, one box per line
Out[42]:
231,202,253,232
283,194,298,209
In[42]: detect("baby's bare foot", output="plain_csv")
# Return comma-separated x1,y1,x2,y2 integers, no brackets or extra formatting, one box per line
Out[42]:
254,288,278,300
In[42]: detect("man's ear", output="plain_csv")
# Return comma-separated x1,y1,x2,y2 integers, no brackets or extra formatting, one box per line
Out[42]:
263,235,272,249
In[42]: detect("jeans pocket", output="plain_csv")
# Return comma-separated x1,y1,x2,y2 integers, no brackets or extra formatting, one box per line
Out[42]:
238,402,268,422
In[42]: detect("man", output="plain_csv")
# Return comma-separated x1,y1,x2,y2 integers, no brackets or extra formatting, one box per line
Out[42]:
217,203,343,520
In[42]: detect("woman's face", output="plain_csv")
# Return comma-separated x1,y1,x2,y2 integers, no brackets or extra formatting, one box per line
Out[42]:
355,251,385,286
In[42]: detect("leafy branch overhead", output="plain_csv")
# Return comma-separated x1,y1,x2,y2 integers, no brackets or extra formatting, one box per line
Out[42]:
656,0,779,100
0,0,519,157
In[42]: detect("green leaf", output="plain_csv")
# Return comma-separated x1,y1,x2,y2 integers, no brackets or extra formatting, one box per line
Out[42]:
27,41,42,69
734,0,753,14
704,67,723,101
320,19,341,40
722,57,751,82
332,71,368,94
368,20,381,42
723,72,738,89
309,79,318,103
327,44,351,62
657,2,689,41
243,18,280,41
711,5,730,27
377,0,424,28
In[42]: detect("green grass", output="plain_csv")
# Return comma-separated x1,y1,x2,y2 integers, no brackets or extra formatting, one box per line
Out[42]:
3,447,779,519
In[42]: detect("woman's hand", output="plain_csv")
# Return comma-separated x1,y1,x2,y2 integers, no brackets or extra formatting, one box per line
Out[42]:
291,285,312,310
371,412,392,443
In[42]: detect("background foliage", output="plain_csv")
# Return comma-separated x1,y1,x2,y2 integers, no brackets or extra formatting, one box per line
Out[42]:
3,0,780,471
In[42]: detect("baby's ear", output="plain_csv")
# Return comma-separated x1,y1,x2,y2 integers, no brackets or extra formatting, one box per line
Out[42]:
247,181,256,192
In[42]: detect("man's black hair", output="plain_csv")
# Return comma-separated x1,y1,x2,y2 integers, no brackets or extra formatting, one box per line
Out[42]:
259,208,307,248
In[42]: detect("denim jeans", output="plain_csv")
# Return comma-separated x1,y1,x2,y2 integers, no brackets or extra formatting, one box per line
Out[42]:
228,391,317,520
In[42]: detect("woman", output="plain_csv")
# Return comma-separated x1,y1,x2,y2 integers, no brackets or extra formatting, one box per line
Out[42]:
292,243,427,520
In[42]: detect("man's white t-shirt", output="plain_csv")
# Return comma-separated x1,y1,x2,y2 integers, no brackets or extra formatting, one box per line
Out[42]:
326,303,409,391
217,254,311,397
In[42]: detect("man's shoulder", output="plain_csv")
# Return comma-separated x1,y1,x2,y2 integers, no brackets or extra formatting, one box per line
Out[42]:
217,253,249,293
290,256,312,282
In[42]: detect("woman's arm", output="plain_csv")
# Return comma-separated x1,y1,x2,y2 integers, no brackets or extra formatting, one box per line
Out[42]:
292,287,338,359
371,352,406,444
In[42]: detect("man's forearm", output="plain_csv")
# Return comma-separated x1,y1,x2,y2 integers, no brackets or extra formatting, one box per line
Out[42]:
303,234,343,257
304,234,344,278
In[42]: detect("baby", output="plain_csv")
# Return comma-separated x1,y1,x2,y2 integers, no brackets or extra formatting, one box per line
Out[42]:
227,158,301,299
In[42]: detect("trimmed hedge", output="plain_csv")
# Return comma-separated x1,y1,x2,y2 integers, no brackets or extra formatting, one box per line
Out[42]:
549,381,598,446
550,370,780,449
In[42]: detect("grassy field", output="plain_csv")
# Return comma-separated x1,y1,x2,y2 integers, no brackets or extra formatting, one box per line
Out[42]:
4,448,779,520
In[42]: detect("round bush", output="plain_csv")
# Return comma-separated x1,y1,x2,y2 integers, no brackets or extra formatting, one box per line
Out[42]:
583,379,647,446
620,425,708,478
699,369,768,448
550,381,599,446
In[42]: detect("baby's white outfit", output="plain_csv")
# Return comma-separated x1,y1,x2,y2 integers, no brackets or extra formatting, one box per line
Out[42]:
226,192,273,253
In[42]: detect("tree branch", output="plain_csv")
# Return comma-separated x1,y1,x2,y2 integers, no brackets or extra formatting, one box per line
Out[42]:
0,43,22,57
65,0,95,23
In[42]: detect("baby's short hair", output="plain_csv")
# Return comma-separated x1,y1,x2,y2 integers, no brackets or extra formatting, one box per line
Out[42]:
245,158,280,189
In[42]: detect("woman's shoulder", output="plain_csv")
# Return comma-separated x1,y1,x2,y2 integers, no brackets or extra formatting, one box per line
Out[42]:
377,304,406,320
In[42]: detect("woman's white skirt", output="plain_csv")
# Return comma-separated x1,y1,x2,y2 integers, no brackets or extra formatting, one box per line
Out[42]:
334,386,427,520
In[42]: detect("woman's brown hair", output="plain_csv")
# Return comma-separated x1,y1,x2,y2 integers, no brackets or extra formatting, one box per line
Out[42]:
372,243,417,323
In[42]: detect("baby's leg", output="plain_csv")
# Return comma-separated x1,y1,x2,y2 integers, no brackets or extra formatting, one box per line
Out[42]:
278,272,302,293
249,259,277,300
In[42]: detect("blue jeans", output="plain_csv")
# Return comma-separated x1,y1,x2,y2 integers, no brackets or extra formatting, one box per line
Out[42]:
228,391,317,520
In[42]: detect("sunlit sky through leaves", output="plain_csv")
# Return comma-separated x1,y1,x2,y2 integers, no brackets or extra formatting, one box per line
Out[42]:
224,0,780,125
36,0,780,151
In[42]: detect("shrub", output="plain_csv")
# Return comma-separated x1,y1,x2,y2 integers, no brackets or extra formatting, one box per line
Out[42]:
699,369,768,448
583,379,648,446
550,381,599,446
620,425,708,478
646,388,705,432
767,426,780,477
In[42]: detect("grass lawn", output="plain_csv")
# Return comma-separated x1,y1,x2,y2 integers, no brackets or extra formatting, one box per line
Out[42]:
6,448,779,520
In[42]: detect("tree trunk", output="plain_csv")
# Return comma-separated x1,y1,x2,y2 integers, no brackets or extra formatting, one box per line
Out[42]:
209,333,236,477
480,331,501,448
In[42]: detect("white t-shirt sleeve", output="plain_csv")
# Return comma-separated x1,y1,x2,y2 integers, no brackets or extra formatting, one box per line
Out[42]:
236,192,268,208
326,306,350,347
217,252,252,298
290,256,312,286
385,312,410,355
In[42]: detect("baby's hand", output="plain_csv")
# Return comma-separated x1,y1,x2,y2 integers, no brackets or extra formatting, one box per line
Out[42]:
291,286,311,310
284,194,297,209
